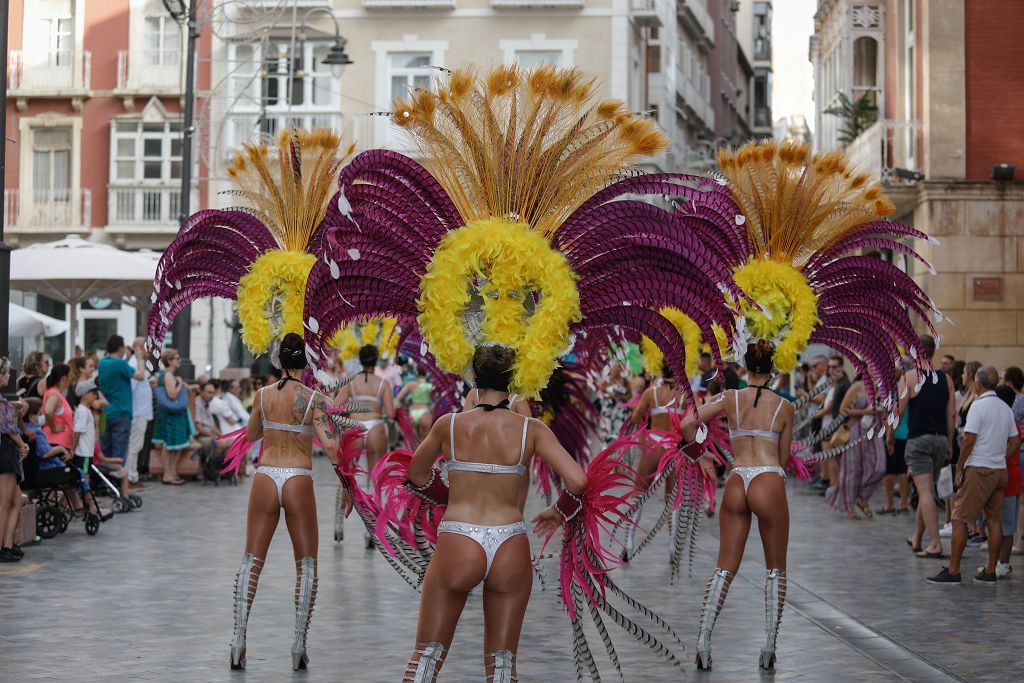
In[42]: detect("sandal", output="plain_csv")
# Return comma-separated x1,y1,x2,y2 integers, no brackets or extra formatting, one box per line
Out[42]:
846,511,860,520
856,500,874,519
876,507,896,515
907,538,922,552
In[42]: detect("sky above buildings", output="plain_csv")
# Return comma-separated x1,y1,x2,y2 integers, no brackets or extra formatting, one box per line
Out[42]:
772,0,817,132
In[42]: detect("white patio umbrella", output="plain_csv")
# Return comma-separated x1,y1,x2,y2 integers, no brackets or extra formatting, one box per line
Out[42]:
9,234,158,350
8,303,69,337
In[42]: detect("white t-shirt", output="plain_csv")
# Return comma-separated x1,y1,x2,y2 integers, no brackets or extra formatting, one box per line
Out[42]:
209,395,242,434
963,391,1018,469
129,356,153,421
821,386,836,430
73,404,96,459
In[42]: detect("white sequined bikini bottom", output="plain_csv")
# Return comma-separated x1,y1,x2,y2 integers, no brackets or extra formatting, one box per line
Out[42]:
438,520,528,578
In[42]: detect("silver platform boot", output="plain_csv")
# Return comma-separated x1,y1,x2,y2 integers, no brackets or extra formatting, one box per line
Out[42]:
695,567,733,670
668,506,682,560
229,553,264,670
291,557,318,671
403,641,447,682
485,649,518,682
760,568,787,670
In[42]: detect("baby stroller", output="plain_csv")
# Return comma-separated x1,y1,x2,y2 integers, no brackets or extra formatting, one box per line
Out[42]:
88,460,142,513
20,453,111,537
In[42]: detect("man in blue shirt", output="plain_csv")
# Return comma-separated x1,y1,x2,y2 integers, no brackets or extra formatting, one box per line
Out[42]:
97,335,146,465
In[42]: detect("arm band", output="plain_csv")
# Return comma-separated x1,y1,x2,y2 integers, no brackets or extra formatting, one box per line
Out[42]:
556,489,584,522
404,467,449,506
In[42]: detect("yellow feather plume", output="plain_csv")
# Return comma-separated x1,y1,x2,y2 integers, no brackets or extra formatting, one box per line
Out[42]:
717,140,895,268
389,64,669,237
226,127,354,251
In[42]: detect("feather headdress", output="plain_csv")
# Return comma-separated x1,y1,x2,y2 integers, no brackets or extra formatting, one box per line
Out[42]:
706,140,939,407
305,64,746,404
147,128,353,361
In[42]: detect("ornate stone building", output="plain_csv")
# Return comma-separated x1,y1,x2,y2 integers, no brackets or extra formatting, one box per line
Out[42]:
811,0,1024,367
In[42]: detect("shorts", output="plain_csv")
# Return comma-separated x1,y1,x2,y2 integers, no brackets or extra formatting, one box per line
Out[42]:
1002,495,1019,537
886,438,908,475
951,467,1008,525
905,434,947,479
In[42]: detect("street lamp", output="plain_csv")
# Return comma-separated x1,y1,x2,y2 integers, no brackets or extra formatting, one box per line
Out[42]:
298,7,353,79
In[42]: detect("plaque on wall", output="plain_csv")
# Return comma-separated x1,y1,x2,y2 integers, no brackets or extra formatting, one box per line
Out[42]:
972,277,1004,302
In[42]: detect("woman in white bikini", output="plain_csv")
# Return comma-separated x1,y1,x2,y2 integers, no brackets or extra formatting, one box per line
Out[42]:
623,365,686,560
401,345,587,682
685,340,794,672
228,333,340,672
337,344,395,478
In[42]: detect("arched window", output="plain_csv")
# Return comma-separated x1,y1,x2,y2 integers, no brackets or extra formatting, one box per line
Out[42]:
852,36,879,105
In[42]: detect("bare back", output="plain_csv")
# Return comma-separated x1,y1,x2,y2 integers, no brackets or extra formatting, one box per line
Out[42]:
649,381,683,431
442,409,535,526
344,371,385,420
723,388,793,468
254,381,317,469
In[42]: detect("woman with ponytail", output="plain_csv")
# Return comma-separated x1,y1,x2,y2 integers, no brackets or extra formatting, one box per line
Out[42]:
227,333,340,672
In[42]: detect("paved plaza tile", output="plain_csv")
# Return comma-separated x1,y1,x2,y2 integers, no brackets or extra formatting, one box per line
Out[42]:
2,457,1018,681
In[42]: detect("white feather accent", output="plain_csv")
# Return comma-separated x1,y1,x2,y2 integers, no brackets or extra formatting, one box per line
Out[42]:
337,188,352,218
928,236,940,245
420,341,428,356
328,259,340,280
695,424,709,444
346,248,360,260
306,317,320,334
735,214,746,225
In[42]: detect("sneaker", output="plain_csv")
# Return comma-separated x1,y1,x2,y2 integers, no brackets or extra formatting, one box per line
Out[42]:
974,570,997,584
927,567,962,584
10,544,24,559
977,562,1012,577
938,522,953,538
967,534,988,547
0,548,21,563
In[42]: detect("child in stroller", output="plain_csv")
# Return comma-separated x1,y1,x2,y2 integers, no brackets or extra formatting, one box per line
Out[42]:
74,382,139,514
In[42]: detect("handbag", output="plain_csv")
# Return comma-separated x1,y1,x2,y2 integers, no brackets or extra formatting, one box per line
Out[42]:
829,423,852,449
155,374,189,414
936,466,954,499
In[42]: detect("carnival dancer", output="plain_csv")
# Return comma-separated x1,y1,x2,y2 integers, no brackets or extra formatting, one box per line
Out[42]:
303,64,745,679
682,140,941,671
400,345,587,681
336,344,396,481
144,129,359,671
226,334,340,671
396,366,436,442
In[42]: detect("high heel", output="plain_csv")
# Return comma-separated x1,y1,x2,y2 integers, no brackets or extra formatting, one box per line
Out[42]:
760,568,787,672
229,553,263,671
291,557,317,671
694,567,733,671
622,505,642,562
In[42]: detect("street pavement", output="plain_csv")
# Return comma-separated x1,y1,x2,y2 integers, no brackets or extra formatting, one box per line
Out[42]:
1,456,1019,682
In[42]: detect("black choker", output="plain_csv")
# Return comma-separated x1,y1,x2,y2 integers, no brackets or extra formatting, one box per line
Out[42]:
477,399,510,412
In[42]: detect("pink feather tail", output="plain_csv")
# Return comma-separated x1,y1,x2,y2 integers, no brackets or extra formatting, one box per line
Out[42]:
371,450,445,555
554,443,641,620
394,406,419,449
786,446,815,481
218,428,262,475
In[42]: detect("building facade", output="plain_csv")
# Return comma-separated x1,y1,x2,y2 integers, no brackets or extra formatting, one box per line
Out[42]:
810,0,1024,367
7,0,768,372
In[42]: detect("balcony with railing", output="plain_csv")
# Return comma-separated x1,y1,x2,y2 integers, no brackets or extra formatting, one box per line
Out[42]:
7,50,91,94
107,186,198,226
221,112,344,157
678,0,715,47
363,0,456,7
4,189,91,233
846,119,923,184
675,60,714,132
491,0,584,7
117,50,183,93
631,0,664,27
